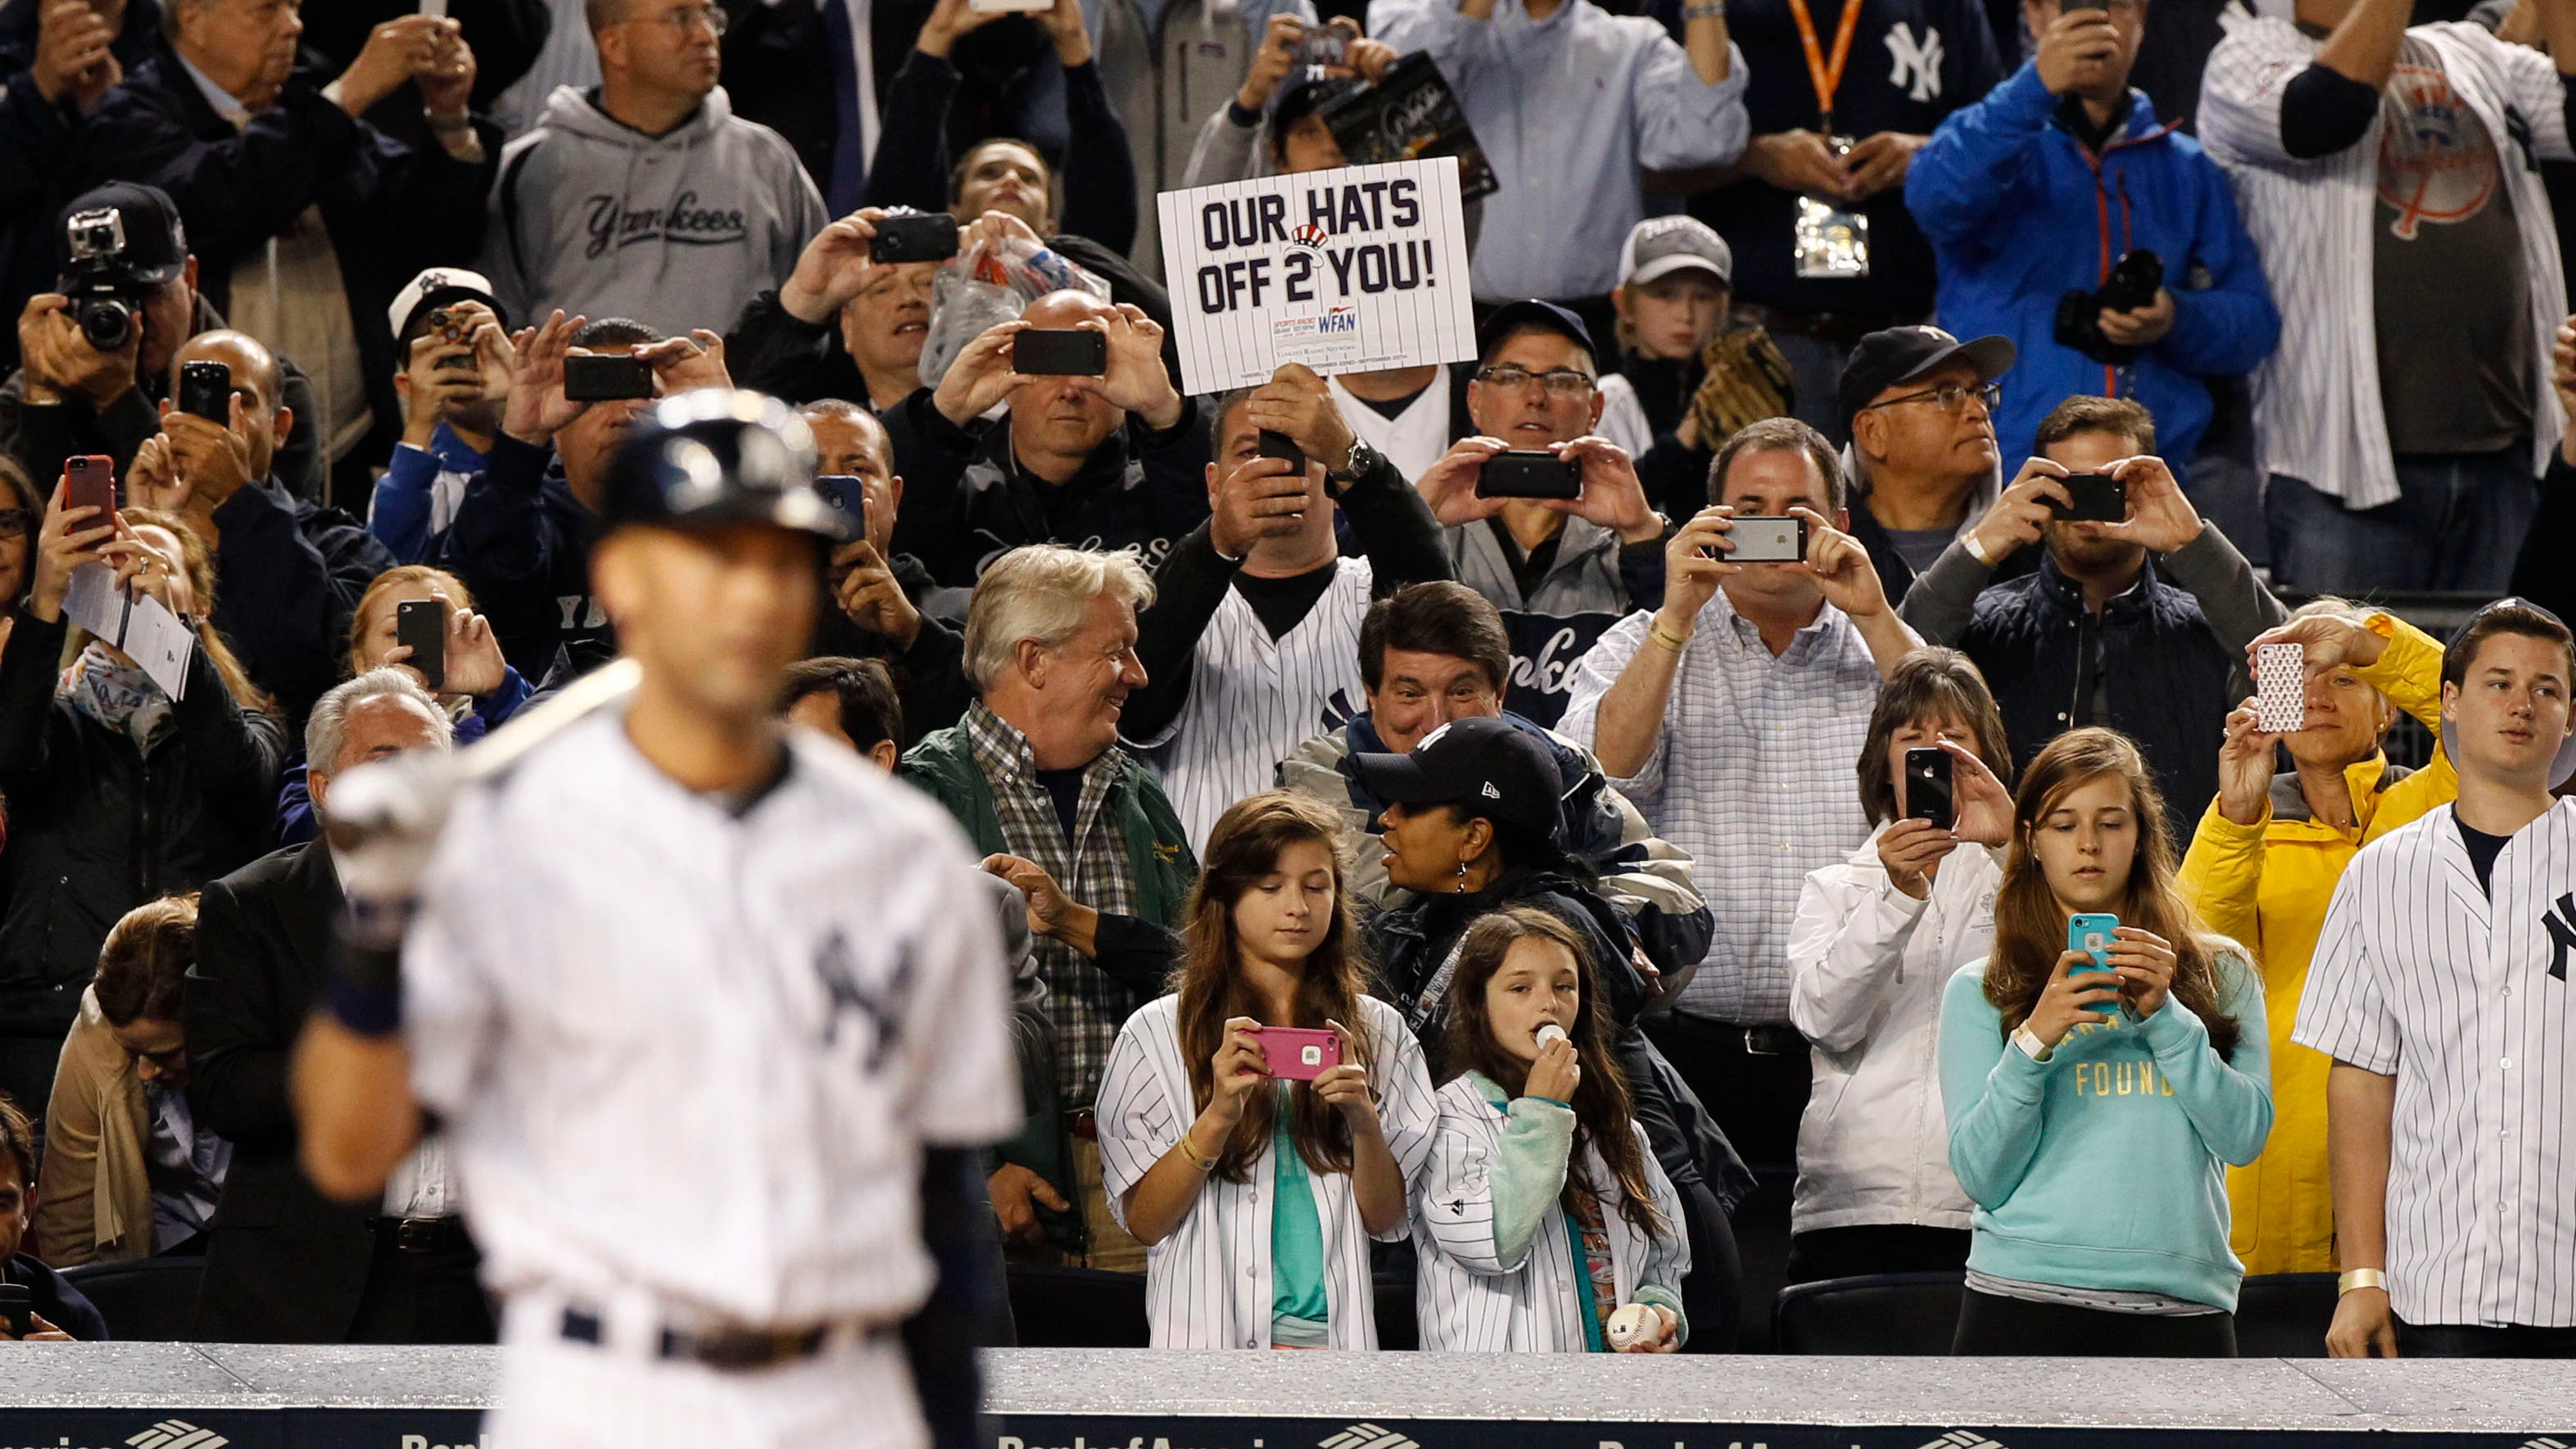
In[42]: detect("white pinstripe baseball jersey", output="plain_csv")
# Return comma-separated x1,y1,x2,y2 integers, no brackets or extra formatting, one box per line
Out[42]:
1413,1075,1688,1352
2198,14,2568,510
1094,993,1437,1349
2294,799,2576,1328
403,709,1020,1343
1139,558,1375,852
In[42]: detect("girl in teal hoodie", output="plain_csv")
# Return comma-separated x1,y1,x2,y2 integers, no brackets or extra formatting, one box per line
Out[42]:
1938,727,2273,1356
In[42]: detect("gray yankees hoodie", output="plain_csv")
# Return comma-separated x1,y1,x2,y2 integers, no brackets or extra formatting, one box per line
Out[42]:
483,84,827,340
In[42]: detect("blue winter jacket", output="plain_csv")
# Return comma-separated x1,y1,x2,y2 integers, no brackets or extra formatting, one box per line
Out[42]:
1905,63,2279,473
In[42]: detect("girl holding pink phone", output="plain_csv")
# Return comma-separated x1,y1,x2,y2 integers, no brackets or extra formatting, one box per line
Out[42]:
1414,906,1690,1353
1095,792,1436,1349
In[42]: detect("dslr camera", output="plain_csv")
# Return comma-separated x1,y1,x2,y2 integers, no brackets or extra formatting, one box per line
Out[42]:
58,208,149,354
2053,248,2162,365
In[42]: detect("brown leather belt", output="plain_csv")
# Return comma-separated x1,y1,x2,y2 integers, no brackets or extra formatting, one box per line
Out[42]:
559,1306,875,1372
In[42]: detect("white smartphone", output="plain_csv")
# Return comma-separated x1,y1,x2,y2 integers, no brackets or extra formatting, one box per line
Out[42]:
419,0,449,16
2255,641,2306,733
966,0,1053,11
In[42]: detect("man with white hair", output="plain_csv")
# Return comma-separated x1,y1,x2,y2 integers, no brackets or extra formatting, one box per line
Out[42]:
185,668,487,1344
899,544,1195,1273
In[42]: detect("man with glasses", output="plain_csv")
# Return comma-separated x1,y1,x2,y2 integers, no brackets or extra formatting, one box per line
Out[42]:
1840,324,2017,604
1904,0,2276,482
485,0,827,338
1412,301,1670,726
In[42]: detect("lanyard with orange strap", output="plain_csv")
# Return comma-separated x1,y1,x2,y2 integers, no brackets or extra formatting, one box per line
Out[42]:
1782,0,1866,138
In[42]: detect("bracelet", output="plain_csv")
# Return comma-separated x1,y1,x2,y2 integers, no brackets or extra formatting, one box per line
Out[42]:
2338,1268,2388,1296
1647,620,1691,654
1962,530,1996,568
1682,0,1726,18
1176,1129,1220,1173
424,111,472,134
2010,1025,2053,1062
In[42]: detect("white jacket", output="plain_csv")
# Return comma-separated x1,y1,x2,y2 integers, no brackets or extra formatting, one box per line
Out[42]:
2198,15,2569,509
1784,829,1998,1235
1412,1075,1689,1352
1095,994,1437,1350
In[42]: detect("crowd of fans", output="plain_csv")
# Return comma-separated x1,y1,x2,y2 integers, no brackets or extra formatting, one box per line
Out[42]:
0,0,2573,1366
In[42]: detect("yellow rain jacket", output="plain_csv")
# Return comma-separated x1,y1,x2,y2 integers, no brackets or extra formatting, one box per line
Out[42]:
2177,614,2456,1275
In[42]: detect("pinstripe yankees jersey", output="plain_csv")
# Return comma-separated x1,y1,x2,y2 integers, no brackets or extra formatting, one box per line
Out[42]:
1095,994,1437,1349
403,710,1020,1332
1413,1075,1688,1352
2294,799,2576,1327
1140,558,1375,851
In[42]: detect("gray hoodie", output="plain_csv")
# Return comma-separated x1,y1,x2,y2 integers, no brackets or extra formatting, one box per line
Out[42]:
483,84,827,339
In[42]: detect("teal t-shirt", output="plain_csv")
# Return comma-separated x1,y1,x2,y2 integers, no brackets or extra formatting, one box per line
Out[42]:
1270,1090,1329,1327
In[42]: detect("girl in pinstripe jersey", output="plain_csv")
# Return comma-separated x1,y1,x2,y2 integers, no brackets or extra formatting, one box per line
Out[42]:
1096,792,1437,1349
1414,907,1689,1353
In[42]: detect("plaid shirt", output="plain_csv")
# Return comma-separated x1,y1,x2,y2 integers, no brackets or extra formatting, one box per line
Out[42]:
964,703,1142,1107
1559,594,1881,1025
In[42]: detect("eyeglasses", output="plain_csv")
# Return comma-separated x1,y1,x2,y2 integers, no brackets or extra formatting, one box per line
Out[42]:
636,2,727,36
0,509,29,540
1474,365,1596,396
1864,381,1999,414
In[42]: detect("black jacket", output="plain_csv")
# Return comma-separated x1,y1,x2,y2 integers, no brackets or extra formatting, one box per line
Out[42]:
434,431,602,677
866,50,1138,254
0,608,285,1053
185,840,481,1343
4,1252,108,1340
205,478,369,724
0,0,161,373
1367,867,1752,1208
78,41,500,490
885,388,1211,587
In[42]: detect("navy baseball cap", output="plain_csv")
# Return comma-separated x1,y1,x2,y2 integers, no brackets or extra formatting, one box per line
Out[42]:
57,182,188,283
1837,324,2014,429
1348,716,1565,842
600,390,849,542
1477,300,1596,369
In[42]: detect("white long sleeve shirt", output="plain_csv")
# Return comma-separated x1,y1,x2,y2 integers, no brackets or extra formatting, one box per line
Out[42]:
1785,830,1996,1236
2197,14,2569,509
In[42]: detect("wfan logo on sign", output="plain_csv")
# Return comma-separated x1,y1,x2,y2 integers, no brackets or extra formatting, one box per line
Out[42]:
1318,1427,1419,1449
126,1423,229,1449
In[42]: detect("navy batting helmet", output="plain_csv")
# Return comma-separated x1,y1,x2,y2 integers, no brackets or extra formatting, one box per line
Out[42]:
600,390,850,541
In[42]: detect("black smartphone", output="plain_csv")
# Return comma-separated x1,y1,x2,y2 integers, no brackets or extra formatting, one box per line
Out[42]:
64,453,115,518
2049,471,2128,523
871,211,961,265
1257,428,1307,475
1727,514,1809,564
396,598,446,691
1474,450,1582,500
1012,328,1109,377
0,1282,30,1339
562,352,655,402
179,360,233,422
1904,746,1955,831
813,474,869,539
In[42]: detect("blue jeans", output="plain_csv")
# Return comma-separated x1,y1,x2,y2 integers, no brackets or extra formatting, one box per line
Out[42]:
2265,451,2538,593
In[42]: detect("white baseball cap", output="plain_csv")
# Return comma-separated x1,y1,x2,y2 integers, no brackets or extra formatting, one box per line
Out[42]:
387,267,505,346
1617,215,1732,290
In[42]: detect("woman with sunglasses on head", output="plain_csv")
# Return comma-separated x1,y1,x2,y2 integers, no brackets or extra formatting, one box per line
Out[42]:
1095,791,1437,1350
1939,727,2272,1356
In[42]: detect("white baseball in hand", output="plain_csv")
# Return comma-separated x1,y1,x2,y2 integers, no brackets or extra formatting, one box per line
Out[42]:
1605,1302,1655,1351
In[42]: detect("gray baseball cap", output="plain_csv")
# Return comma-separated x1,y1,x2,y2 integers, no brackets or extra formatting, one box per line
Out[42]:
1618,215,1732,290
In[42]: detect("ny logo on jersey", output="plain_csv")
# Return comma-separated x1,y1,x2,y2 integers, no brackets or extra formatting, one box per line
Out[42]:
2543,893,2576,981
1886,24,1946,103
813,928,917,1069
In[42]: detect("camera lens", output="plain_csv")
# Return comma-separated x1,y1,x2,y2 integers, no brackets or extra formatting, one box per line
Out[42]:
78,297,134,353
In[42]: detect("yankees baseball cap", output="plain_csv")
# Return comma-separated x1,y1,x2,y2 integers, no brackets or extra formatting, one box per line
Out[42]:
1618,215,1732,291
57,182,188,283
1477,299,1596,369
2438,596,2576,790
1837,324,2016,429
600,390,850,542
1348,716,1566,842
387,267,507,347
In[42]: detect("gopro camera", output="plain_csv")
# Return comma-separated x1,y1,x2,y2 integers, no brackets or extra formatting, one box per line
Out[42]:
58,207,144,353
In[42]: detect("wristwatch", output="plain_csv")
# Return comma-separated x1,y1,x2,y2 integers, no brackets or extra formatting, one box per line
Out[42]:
1326,436,1379,495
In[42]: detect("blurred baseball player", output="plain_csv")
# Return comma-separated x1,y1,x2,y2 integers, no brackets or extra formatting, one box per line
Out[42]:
290,392,1018,1448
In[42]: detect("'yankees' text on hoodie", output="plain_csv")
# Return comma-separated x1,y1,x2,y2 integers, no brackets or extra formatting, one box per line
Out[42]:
484,84,828,341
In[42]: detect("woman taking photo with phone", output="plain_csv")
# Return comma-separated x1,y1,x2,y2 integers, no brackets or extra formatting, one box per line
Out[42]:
1938,727,2273,1356
1785,648,2016,1283
1095,791,1436,1350
1416,906,1690,1353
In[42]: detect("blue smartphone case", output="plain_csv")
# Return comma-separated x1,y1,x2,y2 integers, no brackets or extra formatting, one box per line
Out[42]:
2067,912,2120,975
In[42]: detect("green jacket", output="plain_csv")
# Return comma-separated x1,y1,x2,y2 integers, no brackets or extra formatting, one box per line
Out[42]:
899,723,1198,1252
